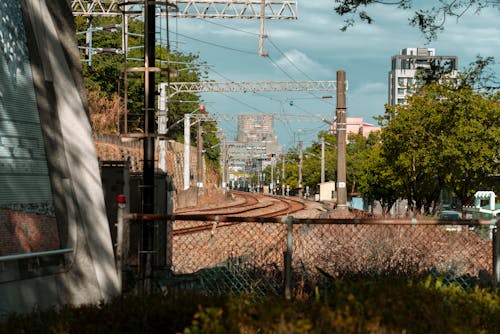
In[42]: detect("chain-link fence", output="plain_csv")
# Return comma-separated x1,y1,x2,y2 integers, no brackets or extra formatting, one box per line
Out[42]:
291,222,494,291
122,214,498,297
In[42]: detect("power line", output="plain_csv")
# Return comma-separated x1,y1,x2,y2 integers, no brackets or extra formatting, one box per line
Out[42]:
171,31,255,55
196,18,259,36
208,67,298,139
266,35,336,107
267,48,335,107
267,54,297,82
219,92,268,114
267,37,314,81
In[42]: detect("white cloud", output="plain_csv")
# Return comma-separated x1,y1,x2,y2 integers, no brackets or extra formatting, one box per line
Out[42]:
169,1,499,145
273,49,334,78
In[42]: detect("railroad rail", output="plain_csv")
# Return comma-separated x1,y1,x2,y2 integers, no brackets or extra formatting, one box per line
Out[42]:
175,191,260,215
175,191,305,216
171,191,307,235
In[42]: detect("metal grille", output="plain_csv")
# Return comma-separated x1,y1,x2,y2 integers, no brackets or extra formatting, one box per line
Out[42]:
158,219,496,296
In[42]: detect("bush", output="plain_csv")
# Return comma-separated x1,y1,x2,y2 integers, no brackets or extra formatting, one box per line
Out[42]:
1,279,499,333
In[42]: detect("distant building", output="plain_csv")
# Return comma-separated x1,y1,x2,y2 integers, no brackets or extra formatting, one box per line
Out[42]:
330,117,381,138
222,115,281,176
388,47,458,106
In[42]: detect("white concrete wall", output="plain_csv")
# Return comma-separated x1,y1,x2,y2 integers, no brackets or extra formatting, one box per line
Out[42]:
0,0,119,316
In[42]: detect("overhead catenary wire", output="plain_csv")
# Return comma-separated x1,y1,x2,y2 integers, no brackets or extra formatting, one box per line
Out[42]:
267,38,314,81
163,18,334,150
171,31,256,55
207,67,327,145
167,22,335,110
196,18,259,36
266,36,335,107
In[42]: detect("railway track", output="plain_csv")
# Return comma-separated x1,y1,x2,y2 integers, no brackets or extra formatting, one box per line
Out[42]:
172,191,307,236
174,191,260,215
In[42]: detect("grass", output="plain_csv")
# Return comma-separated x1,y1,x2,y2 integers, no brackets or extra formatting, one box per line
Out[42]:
1,277,500,333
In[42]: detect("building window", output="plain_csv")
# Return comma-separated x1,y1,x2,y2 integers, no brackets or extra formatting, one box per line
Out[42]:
398,88,405,95
398,77,405,86
397,98,405,104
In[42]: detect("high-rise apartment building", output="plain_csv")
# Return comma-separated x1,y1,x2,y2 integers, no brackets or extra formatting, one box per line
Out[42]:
388,47,458,105
224,115,281,174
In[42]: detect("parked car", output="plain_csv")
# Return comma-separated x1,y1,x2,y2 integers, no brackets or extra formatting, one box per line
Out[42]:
439,210,461,220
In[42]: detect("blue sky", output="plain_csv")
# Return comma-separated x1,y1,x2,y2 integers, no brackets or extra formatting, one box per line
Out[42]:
168,1,500,149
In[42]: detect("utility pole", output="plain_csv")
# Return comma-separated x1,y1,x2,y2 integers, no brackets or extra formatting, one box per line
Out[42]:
270,155,274,193
336,70,348,212
321,136,325,183
196,114,203,190
141,1,156,292
158,85,167,172
183,113,191,190
222,135,230,191
298,141,303,198
221,134,226,190
281,154,285,196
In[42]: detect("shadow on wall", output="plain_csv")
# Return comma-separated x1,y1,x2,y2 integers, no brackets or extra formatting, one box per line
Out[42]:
0,0,119,316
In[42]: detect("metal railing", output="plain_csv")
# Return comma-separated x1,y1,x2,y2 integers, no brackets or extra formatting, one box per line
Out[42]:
0,248,74,263
118,210,499,297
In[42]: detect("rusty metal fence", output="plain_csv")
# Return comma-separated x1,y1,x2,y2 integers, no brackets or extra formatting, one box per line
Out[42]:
119,213,499,297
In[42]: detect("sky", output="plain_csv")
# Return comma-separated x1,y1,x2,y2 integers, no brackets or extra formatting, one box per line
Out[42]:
167,1,500,149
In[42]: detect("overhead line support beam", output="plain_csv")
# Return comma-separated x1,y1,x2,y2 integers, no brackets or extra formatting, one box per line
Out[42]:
72,0,298,19
160,80,337,97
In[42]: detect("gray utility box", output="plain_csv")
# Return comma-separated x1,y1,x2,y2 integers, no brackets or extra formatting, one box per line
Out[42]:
100,161,175,274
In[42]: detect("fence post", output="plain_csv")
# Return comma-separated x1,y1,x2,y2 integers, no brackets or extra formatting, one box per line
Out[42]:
116,194,127,293
494,220,500,288
284,216,294,300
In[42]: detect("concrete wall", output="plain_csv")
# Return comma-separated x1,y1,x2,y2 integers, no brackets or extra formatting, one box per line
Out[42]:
0,0,119,316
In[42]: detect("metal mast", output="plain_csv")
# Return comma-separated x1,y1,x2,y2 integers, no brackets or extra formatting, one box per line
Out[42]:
336,70,348,213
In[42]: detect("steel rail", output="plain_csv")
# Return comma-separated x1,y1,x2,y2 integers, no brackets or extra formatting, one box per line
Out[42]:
174,190,258,214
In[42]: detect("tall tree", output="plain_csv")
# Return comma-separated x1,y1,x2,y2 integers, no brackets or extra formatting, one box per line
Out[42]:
74,16,220,163
381,76,500,213
356,139,401,216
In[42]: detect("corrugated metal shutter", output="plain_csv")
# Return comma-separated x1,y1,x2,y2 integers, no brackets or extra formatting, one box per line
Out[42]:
0,0,53,208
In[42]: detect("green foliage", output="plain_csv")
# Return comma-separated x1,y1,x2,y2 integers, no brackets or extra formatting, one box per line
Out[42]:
2,279,500,333
348,132,400,215
381,77,500,212
74,16,221,164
